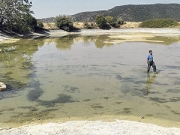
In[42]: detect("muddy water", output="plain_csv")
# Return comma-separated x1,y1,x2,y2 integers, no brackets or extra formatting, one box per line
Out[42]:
0,35,180,125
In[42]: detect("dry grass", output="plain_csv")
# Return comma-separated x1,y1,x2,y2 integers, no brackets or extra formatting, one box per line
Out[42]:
43,22,180,30
42,22,142,30
121,22,141,28
43,23,58,30
73,22,84,29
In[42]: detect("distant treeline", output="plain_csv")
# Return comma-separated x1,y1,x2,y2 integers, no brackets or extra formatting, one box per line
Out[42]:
55,15,125,31
55,15,179,31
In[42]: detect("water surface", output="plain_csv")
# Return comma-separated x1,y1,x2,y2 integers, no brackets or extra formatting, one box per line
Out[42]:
0,35,180,125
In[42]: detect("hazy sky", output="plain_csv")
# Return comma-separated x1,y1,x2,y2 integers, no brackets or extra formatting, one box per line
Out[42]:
31,0,180,19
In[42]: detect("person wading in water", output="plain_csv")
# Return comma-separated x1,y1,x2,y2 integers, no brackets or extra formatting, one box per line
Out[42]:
147,50,156,73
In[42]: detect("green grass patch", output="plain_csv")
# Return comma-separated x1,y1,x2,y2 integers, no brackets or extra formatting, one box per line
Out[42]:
139,18,179,28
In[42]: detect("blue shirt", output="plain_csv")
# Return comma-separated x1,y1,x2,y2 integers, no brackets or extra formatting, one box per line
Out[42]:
147,54,153,62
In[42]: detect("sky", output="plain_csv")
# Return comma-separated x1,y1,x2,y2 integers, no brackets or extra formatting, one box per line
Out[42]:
31,0,180,19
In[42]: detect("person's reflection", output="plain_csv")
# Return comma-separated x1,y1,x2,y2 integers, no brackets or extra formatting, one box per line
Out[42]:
146,73,156,95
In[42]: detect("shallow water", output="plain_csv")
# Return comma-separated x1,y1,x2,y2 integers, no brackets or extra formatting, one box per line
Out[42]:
0,35,180,125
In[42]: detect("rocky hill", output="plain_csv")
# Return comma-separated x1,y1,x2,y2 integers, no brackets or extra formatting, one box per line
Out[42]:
39,3,180,22
72,3,180,22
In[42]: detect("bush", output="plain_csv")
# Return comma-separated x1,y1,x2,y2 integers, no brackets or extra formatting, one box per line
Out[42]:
84,22,92,29
55,15,73,32
105,16,115,26
37,21,44,29
117,17,125,25
95,15,110,29
34,21,44,31
139,18,179,28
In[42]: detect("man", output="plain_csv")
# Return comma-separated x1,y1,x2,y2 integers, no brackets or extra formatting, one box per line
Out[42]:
147,50,156,73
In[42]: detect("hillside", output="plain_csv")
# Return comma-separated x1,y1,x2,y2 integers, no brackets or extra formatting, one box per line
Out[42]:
72,3,180,22
39,4,180,23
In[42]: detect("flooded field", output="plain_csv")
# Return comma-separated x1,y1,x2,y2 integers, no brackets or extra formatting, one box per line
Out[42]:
0,35,180,126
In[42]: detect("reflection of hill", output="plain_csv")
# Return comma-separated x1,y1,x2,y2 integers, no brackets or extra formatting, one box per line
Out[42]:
0,39,44,90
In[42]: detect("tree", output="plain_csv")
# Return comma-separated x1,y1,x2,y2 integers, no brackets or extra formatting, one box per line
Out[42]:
105,16,115,26
0,0,36,34
55,15,73,32
37,21,44,29
12,14,38,34
117,17,124,25
0,0,33,27
95,15,108,29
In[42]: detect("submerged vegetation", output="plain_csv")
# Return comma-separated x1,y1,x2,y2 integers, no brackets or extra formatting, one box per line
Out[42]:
0,35,180,124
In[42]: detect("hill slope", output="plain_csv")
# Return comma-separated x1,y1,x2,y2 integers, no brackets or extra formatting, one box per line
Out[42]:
72,4,180,22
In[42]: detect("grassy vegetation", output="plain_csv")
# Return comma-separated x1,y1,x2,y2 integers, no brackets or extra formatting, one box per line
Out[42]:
139,19,179,28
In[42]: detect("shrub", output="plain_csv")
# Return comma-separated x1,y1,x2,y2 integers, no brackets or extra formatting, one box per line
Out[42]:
117,17,125,25
139,18,179,28
95,15,110,29
37,21,44,29
84,22,92,29
55,15,73,32
105,16,115,26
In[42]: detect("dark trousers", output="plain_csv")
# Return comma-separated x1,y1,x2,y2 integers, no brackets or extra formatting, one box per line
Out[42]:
147,61,156,72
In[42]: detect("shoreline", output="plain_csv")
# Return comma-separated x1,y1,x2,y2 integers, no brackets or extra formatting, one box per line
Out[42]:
1,28,180,43
0,115,180,135
0,119,180,135
48,28,180,38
